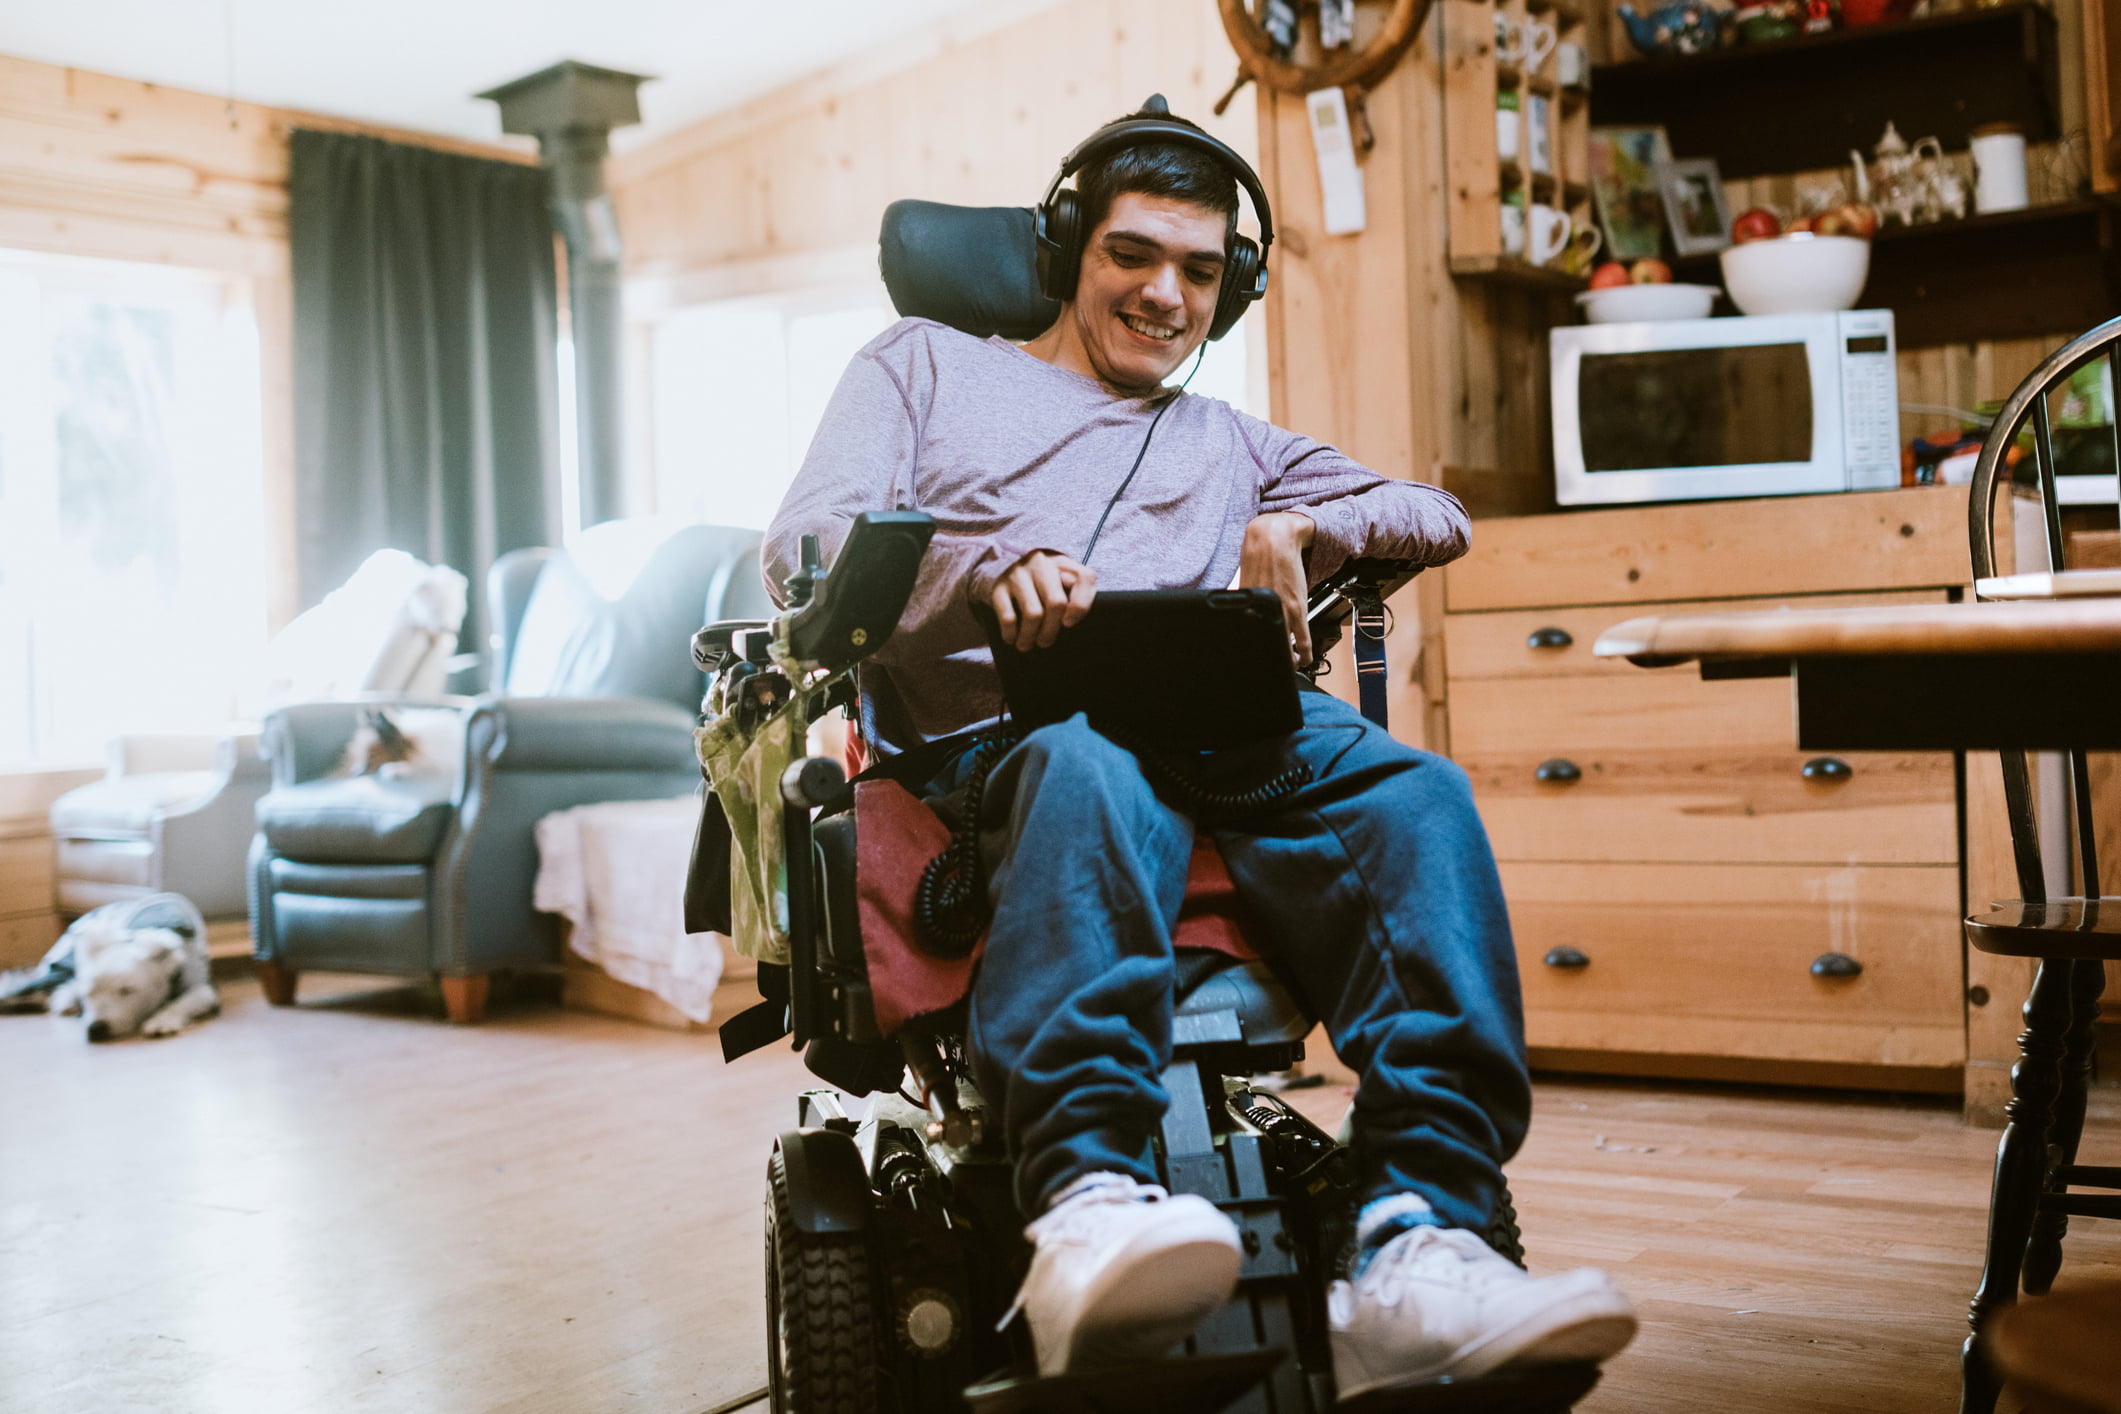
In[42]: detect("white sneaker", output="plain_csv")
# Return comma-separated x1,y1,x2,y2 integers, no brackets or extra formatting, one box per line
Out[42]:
1005,1173,1244,1376
1328,1224,1637,1399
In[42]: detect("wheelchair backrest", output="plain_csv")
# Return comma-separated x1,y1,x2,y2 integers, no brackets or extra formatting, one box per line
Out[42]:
879,201,1059,341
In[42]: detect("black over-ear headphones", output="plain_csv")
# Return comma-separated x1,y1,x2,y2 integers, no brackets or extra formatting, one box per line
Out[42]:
1033,94,1274,343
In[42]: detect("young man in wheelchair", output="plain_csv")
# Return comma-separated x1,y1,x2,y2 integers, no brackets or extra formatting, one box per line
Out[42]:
759,102,1636,1401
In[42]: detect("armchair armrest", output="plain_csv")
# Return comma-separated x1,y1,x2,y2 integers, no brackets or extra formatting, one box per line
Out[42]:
462,696,697,773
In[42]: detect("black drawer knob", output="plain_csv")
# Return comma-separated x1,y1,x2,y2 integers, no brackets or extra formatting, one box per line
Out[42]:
1527,626,1574,649
1544,946,1590,969
1810,952,1863,979
1802,756,1853,783
1535,759,1582,784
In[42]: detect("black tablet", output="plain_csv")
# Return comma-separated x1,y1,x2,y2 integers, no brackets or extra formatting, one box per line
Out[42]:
975,588,1303,752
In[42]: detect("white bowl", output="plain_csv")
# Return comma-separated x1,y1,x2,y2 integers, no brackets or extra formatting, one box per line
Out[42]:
1718,233,1871,316
1573,283,1720,323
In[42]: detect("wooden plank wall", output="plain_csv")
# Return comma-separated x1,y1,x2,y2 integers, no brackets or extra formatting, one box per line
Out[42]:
0,53,533,633
609,0,1257,278
1255,11,1564,751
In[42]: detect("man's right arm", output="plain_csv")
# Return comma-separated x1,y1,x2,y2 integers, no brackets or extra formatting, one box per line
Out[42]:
762,331,1055,665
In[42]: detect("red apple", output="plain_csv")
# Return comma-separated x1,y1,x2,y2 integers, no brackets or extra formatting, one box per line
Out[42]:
1812,206,1854,237
1629,258,1673,284
1730,207,1782,244
1786,213,1816,234
1588,262,1631,290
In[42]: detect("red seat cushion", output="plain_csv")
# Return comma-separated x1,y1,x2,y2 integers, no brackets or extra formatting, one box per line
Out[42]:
853,778,1259,1036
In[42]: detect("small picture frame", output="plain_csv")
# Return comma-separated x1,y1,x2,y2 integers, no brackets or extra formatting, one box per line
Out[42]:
1658,156,1732,256
1587,126,1672,262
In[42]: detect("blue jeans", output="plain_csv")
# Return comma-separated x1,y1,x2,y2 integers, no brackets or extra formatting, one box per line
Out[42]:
951,688,1530,1233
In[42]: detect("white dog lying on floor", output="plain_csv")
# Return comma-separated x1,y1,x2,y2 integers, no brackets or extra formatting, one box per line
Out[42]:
6,897,224,1041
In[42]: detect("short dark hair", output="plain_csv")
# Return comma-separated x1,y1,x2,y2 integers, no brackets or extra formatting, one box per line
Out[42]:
1073,108,1240,241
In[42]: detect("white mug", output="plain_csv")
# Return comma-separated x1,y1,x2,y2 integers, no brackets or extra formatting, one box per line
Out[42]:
1526,93,1553,176
1529,203,1572,266
1556,41,1590,90
1971,125,2029,214
1501,199,1528,258
1496,102,1521,163
1493,11,1523,62
1519,18,1558,72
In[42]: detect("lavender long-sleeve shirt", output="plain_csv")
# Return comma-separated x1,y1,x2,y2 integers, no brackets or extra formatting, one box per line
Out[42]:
763,318,1469,754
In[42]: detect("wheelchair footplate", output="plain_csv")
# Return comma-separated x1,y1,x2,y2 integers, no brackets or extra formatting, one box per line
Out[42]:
963,1348,1285,1414
1335,1362,1601,1414
961,1353,1598,1414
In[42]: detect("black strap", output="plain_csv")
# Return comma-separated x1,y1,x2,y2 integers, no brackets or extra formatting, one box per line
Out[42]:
719,964,791,1063
1352,588,1389,730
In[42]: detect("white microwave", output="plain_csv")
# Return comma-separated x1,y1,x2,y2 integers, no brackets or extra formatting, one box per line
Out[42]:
1551,309,1900,507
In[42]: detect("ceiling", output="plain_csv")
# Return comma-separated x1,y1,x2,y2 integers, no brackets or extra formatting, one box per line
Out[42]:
0,0,1007,152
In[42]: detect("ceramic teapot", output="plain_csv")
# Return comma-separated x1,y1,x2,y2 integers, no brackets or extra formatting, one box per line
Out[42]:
1851,121,1921,227
1617,2,1726,54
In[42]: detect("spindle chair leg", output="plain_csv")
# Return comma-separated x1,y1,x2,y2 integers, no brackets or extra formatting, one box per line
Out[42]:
2022,958,2107,1295
1960,957,2074,1414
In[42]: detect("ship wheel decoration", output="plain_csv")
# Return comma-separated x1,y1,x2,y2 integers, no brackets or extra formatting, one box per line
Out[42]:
1214,0,1434,149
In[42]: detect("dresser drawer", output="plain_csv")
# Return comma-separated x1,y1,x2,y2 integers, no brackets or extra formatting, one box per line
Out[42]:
1444,590,1948,682
1503,861,1964,1069
0,835,54,918
0,912,62,969
1462,742,1957,867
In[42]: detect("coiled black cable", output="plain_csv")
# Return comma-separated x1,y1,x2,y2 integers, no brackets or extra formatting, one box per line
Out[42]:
1106,726,1314,816
912,731,1020,958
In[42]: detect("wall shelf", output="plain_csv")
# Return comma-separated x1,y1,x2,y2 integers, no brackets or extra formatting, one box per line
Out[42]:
1589,1,2061,179
1444,0,1595,286
1668,198,2121,349
1448,254,1588,291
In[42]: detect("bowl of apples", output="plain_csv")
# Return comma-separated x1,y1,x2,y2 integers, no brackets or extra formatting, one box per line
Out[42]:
1576,259,1719,323
1719,204,1876,316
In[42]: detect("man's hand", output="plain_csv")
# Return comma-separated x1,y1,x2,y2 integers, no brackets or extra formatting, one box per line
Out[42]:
1237,511,1315,666
991,550,1097,651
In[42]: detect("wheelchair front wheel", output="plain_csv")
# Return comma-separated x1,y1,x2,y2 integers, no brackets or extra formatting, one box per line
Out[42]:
767,1146,880,1414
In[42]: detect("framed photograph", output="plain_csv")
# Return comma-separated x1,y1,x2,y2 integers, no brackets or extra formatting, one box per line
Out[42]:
1659,156,1732,256
1587,127,1672,262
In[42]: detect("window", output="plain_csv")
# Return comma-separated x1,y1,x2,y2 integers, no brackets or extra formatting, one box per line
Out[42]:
0,251,268,767
644,283,1257,530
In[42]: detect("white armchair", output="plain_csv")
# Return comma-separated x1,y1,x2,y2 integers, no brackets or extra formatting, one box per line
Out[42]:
51,732,269,918
50,551,469,922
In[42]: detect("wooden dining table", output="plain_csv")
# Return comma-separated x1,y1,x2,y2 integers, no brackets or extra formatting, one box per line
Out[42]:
1591,596,2121,751
1595,589,2121,1414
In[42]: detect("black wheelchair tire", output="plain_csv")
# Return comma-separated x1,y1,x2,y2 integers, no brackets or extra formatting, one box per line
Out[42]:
767,1146,880,1414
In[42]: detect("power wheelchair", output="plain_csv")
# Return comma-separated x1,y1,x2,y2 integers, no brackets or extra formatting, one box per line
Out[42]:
687,205,1598,1414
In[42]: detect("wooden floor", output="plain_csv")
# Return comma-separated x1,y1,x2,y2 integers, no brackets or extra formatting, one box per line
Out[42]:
2,974,2116,1414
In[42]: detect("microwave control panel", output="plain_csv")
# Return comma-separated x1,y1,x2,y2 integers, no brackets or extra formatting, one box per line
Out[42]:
1836,309,1900,490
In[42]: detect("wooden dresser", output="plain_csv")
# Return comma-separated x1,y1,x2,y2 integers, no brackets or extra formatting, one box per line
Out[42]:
0,767,96,970
1442,488,1976,1093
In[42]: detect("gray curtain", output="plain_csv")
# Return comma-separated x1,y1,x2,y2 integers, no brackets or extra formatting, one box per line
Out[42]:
289,128,561,670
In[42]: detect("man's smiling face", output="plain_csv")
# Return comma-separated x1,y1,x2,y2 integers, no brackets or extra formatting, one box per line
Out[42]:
1064,191,1227,395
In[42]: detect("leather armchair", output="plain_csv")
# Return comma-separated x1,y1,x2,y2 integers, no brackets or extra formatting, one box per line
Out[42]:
247,521,769,1023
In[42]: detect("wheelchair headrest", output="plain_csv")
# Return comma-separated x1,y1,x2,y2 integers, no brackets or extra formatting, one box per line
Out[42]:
879,200,1060,342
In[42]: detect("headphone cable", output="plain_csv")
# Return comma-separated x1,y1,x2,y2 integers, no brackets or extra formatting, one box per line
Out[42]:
1080,341,1208,565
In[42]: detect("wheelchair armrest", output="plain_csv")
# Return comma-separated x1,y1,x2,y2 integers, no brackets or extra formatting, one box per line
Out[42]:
1306,557,1423,666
